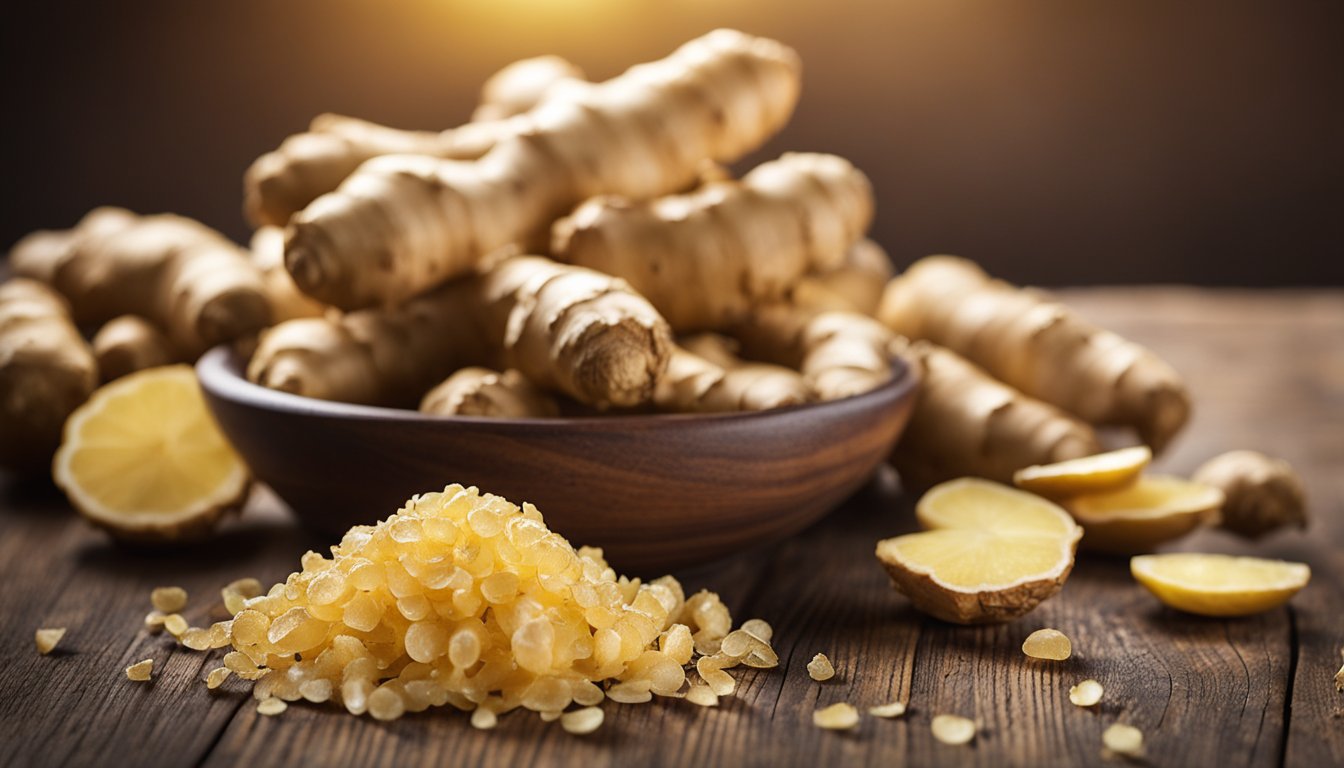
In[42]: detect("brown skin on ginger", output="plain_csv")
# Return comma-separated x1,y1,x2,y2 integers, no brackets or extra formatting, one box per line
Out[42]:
878,255,1190,452
282,29,802,310
0,279,98,472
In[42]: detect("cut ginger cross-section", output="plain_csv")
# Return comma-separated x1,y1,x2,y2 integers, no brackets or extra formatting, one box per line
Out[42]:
1012,446,1151,499
875,478,1082,624
1130,553,1310,617
1065,475,1222,554
53,365,249,541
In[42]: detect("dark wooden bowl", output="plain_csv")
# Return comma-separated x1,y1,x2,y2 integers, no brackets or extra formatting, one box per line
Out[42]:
196,347,918,573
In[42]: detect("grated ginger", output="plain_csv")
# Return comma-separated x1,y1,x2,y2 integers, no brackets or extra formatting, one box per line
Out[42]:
186,484,777,728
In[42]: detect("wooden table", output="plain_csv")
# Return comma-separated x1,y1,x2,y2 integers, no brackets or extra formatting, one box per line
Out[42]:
2,289,1340,768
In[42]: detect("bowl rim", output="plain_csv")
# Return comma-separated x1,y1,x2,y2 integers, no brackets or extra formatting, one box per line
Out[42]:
197,345,919,429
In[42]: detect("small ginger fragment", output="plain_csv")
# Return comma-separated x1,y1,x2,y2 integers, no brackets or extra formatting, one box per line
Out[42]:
1022,628,1073,660
35,627,66,655
125,658,154,681
163,613,189,637
257,698,287,716
222,577,263,615
1102,723,1144,758
470,708,498,730
144,611,167,634
1193,450,1308,539
1069,679,1104,707
868,701,907,718
807,653,836,681
813,702,860,730
685,684,719,707
931,714,977,745
1335,648,1343,692
206,667,232,690
560,707,604,735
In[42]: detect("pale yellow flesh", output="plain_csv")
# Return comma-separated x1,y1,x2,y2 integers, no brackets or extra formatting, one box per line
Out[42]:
1066,475,1223,553
888,478,1081,591
1130,553,1310,617
1013,446,1151,498
54,366,247,528
1068,475,1222,522
917,477,1080,537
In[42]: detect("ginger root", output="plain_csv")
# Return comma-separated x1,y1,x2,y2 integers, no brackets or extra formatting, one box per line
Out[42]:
1192,450,1307,538
285,29,801,309
552,152,873,331
471,55,586,122
654,335,809,413
0,279,98,471
420,368,560,418
244,56,586,228
91,315,178,382
477,256,672,408
878,256,1190,452
734,306,895,402
250,256,671,410
788,239,895,316
891,341,1101,491
249,227,327,322
10,208,270,357
247,280,485,407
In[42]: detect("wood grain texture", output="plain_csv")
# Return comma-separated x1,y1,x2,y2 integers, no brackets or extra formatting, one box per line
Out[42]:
1,289,1340,768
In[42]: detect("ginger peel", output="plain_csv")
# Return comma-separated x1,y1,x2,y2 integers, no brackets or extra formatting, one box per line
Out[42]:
0,279,98,472
879,255,1190,452
284,29,801,309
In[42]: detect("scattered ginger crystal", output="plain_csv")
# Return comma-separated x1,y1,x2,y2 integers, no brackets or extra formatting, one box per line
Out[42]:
560,707,604,735
1069,679,1104,707
813,702,860,730
195,485,770,728
35,627,66,655
1022,628,1072,660
257,698,287,716
144,611,167,634
807,653,836,681
931,714,977,745
163,613,189,638
206,667,232,689
1102,723,1144,758
151,586,188,613
126,659,154,681
868,701,906,718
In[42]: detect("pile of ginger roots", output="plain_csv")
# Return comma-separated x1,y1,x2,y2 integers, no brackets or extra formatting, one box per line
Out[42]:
1,29,1191,493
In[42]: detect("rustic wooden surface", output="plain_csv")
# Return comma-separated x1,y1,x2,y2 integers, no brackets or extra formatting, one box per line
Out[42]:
1,288,1340,768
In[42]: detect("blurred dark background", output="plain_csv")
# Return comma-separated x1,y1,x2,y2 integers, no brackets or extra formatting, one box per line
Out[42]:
2,0,1341,286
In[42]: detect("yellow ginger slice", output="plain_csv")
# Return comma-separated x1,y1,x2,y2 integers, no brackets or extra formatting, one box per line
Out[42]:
53,366,249,542
35,628,66,655
876,478,1082,624
1130,553,1310,617
197,484,772,724
1066,475,1222,554
1013,446,1151,499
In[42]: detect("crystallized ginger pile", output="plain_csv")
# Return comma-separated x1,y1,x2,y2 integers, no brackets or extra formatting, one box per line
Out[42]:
203,485,777,727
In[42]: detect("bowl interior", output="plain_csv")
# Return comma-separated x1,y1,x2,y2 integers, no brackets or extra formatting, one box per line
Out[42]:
197,347,918,572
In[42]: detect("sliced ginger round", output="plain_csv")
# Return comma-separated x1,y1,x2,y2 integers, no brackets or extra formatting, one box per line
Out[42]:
53,365,249,542
1013,446,1151,499
876,478,1082,624
1130,553,1310,617
1066,475,1223,554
